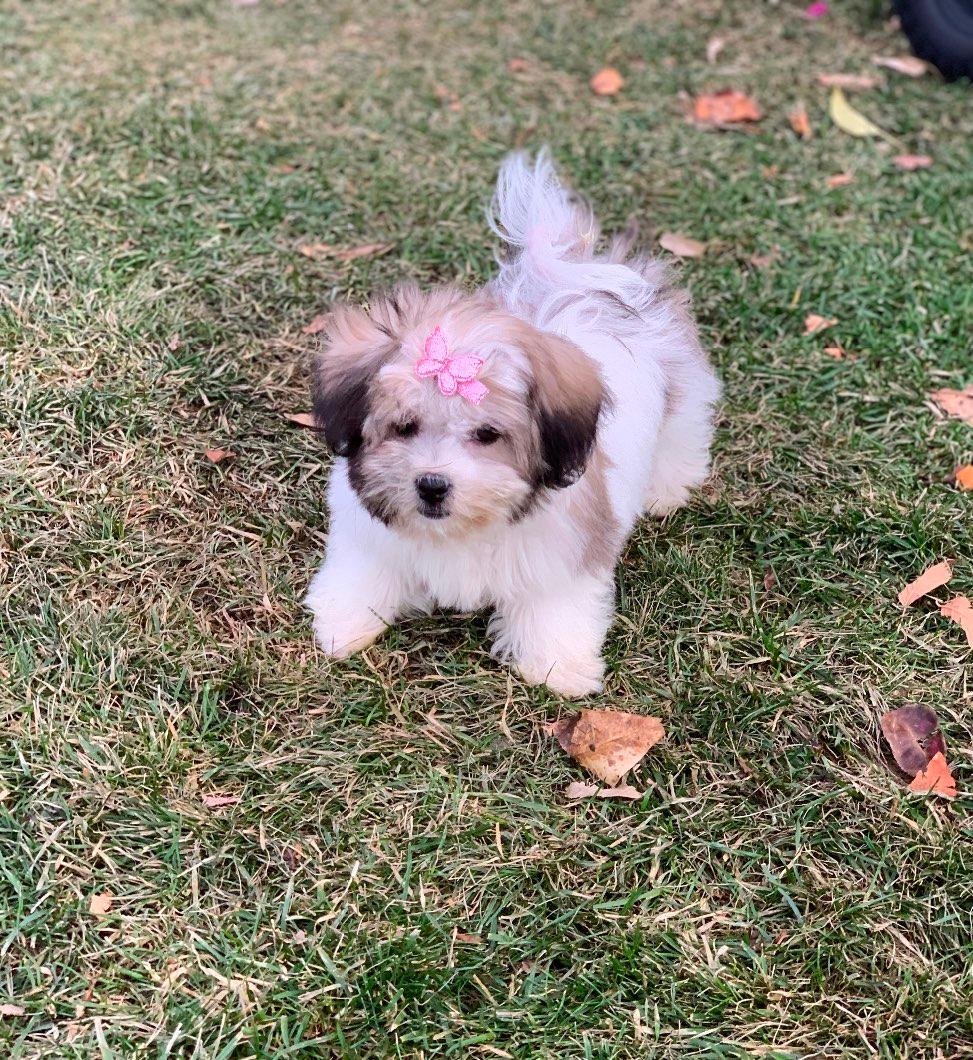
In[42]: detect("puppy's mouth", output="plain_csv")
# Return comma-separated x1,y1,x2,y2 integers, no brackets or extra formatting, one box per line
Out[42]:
418,502,450,521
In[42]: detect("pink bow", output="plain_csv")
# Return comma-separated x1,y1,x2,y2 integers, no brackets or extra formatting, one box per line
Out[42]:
414,326,489,405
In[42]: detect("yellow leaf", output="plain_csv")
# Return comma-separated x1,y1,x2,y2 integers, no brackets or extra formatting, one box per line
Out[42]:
828,87,887,139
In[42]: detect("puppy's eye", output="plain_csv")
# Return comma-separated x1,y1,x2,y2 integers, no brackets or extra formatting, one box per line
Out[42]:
473,425,502,445
393,420,419,439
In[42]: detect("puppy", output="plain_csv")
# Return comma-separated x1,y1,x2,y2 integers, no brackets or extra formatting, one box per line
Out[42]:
305,150,720,696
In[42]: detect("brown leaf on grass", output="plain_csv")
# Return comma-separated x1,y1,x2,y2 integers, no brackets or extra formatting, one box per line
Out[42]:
549,709,664,786
301,313,329,335
826,172,854,188
0,1005,25,1017
693,90,762,125
941,596,973,647
954,465,973,490
893,154,933,171
565,781,600,800
566,781,643,801
89,892,113,917
705,36,727,64
930,386,973,425
824,345,847,359
272,162,297,174
167,334,183,352
908,752,957,798
285,412,319,429
804,314,837,335
658,232,706,258
873,55,928,77
898,559,953,606
590,67,624,96
298,242,392,262
455,932,483,945
816,72,880,91
881,704,945,776
507,57,529,72
763,569,777,590
202,792,241,808
597,784,643,800
204,448,235,464
788,104,812,140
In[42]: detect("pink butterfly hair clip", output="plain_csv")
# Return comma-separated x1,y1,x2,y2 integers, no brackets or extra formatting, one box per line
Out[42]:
414,326,489,405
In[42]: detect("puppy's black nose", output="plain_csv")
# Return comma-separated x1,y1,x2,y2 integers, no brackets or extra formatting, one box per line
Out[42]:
415,473,451,504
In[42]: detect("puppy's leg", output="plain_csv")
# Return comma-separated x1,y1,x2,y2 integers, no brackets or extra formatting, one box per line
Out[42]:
644,376,719,517
305,541,410,659
491,572,614,698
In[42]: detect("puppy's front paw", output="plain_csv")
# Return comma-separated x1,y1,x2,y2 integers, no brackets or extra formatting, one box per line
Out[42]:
312,617,384,659
516,654,605,698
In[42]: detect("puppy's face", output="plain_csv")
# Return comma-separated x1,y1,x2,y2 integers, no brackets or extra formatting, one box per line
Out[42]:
312,284,604,538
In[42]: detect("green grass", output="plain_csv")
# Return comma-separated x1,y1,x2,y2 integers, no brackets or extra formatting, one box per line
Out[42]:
3,0,973,1055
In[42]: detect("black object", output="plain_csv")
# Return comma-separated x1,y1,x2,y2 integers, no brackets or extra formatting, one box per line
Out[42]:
896,0,973,81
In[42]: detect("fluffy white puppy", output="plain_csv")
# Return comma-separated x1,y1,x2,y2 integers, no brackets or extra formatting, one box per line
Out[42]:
306,150,720,696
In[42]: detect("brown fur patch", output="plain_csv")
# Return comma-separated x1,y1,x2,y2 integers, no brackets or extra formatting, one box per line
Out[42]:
568,447,621,574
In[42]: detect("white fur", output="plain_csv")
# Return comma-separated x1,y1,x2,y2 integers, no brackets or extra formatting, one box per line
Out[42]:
306,151,721,696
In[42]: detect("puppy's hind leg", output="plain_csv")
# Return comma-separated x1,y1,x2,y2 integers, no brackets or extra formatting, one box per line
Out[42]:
490,572,614,698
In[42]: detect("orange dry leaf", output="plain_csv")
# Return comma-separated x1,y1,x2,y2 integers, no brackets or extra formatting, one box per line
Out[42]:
693,90,762,125
455,932,483,945
930,386,973,425
824,345,847,359
826,172,854,188
590,67,624,95
89,892,113,917
816,72,879,90
804,314,837,335
201,792,242,808
658,232,706,258
298,242,392,262
549,709,664,786
898,559,953,606
286,412,318,428
565,781,643,801
893,154,933,171
204,448,234,464
0,1005,26,1018
507,57,529,72
940,595,973,647
788,104,812,140
955,465,973,490
908,752,957,798
301,313,329,335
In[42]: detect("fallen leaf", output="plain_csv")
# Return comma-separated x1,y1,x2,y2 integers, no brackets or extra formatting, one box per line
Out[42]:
507,57,529,72
167,334,183,352
763,569,777,590
565,781,600,799
301,313,329,335
202,792,241,808
826,172,854,188
693,90,762,125
455,932,483,945
824,344,847,359
941,596,973,648
549,709,664,786
658,232,706,258
930,386,973,426
898,559,953,607
204,448,234,464
292,929,308,944
272,162,297,174
761,164,780,178
298,242,392,262
908,752,957,799
705,36,727,64
954,465,973,490
596,785,643,800
881,704,945,776
590,67,624,96
816,72,879,91
873,55,927,77
804,313,837,335
0,1005,25,1017
803,1,828,18
893,154,933,171
829,87,888,138
89,892,113,917
433,84,463,112
788,104,812,140
285,412,319,429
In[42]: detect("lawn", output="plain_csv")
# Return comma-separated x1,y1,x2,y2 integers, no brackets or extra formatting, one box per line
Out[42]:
2,0,973,1056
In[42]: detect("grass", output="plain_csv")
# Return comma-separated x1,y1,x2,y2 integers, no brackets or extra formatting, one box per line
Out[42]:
2,0,973,1055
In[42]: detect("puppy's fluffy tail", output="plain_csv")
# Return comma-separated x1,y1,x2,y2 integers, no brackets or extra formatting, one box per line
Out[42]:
488,149,660,321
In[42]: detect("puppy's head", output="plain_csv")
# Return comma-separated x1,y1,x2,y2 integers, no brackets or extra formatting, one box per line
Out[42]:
311,284,605,537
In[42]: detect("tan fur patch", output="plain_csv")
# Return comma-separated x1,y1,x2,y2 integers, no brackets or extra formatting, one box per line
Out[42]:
568,447,621,574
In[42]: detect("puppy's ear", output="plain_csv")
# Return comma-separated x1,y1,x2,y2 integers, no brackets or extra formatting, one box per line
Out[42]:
519,325,606,489
311,304,394,457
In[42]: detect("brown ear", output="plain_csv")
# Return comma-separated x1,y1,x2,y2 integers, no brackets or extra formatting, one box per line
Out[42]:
311,304,394,457
518,324,606,489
